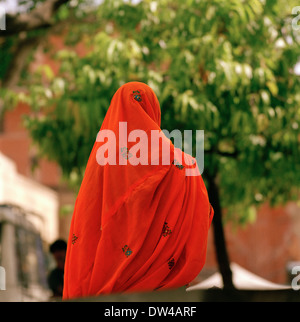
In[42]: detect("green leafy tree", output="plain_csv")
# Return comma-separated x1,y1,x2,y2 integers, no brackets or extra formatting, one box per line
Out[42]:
3,0,300,288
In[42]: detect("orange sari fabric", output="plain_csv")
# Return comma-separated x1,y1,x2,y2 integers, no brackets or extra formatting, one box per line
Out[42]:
63,82,213,299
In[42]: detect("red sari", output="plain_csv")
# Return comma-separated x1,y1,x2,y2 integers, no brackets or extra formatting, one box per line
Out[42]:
63,82,213,299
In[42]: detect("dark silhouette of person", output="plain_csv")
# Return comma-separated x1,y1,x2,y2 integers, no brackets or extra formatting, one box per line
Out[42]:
48,239,67,298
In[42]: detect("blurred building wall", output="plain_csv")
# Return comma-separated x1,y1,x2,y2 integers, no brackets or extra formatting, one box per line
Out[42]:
0,100,74,242
0,101,60,187
0,151,59,244
204,201,300,285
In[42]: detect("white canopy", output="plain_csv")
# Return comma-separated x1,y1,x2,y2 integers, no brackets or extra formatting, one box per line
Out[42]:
186,263,291,291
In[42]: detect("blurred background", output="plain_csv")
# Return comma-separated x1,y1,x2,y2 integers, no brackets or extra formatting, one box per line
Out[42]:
0,0,299,301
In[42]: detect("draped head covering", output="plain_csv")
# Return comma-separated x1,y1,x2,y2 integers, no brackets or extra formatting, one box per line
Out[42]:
63,81,213,299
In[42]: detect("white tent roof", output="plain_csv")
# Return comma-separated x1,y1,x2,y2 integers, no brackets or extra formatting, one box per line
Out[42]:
186,263,291,291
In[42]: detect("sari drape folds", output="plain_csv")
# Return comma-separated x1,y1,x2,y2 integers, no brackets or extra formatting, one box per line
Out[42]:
63,82,213,299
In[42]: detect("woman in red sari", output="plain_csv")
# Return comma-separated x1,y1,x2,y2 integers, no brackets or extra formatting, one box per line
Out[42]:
63,82,213,299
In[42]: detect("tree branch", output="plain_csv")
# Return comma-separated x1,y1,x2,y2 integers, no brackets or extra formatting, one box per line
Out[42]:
205,149,239,159
0,0,69,36
0,0,71,131
2,36,41,88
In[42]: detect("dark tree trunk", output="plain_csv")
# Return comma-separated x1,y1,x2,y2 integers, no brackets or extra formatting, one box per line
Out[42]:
207,175,235,289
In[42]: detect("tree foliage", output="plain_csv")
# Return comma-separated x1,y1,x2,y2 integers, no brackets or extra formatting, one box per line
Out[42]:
9,0,300,224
